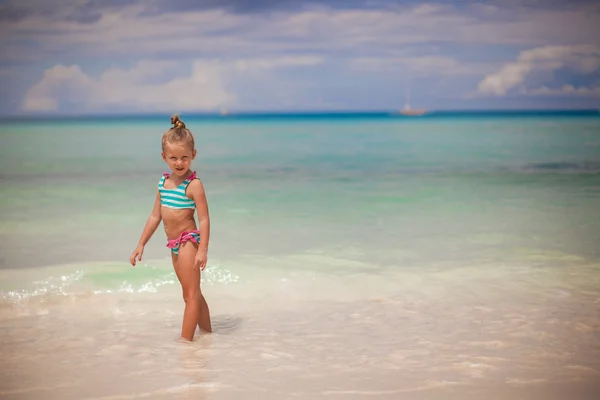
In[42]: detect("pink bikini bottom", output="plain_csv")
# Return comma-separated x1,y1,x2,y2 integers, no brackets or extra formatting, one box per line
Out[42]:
166,230,200,255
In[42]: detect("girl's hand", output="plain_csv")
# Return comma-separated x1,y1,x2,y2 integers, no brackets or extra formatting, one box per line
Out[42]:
194,248,208,271
130,245,144,266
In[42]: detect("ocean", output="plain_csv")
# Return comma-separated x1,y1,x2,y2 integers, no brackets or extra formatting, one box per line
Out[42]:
1,111,600,399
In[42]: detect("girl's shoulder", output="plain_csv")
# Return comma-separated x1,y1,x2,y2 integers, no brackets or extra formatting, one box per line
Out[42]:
186,173,206,194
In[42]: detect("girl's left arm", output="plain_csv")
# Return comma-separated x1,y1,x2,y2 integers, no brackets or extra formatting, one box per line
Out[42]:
189,179,210,254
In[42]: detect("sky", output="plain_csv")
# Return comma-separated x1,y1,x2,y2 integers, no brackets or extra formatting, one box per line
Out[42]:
0,0,599,115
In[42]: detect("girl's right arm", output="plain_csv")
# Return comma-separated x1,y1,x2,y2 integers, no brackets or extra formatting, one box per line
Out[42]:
130,189,162,266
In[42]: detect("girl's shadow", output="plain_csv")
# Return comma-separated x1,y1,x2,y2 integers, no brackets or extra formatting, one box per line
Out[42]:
211,314,243,335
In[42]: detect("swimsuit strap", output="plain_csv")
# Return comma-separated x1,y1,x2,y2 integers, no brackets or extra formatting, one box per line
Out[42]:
183,171,197,184
160,171,196,188
158,174,167,188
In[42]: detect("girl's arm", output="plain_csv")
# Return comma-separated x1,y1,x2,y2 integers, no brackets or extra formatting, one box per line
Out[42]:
189,179,210,251
137,188,163,247
188,179,210,270
130,189,162,266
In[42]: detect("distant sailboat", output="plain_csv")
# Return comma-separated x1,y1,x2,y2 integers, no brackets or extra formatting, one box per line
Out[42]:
398,88,426,116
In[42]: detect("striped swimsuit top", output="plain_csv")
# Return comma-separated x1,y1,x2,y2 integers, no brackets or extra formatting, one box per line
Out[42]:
158,171,197,210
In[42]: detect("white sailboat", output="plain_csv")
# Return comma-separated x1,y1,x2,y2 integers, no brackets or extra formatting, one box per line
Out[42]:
398,88,426,116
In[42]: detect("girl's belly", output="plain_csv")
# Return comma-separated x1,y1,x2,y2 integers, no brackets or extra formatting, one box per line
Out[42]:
161,207,197,240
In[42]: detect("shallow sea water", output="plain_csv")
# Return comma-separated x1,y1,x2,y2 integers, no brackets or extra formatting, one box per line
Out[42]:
1,113,600,399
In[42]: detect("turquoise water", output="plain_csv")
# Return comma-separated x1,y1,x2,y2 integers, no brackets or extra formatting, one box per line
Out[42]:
1,113,600,271
1,112,600,399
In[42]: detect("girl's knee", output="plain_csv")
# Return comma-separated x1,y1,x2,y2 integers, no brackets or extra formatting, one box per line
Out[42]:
182,289,200,303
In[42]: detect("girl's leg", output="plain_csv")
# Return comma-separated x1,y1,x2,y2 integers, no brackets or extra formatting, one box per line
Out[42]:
172,243,211,341
197,288,212,333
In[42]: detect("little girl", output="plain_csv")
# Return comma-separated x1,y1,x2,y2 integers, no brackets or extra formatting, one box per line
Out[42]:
130,115,212,341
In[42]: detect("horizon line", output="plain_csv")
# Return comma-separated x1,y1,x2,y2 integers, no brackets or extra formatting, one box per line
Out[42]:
1,107,599,120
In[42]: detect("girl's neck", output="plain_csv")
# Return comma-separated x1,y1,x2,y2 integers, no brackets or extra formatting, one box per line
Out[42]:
168,169,193,185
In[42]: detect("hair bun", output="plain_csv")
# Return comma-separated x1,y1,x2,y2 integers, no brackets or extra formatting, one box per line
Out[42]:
170,114,186,129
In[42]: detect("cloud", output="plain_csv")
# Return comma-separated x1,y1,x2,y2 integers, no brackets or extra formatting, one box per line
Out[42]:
525,85,600,96
0,0,129,23
23,60,232,113
233,55,322,71
2,1,599,64
477,45,600,96
3,0,600,114
0,1,459,20
351,55,490,76
22,56,324,113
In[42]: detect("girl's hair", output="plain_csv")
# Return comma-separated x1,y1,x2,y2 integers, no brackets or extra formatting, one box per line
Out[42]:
162,115,195,152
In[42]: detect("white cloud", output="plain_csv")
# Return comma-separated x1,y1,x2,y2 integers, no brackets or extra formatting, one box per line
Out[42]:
477,45,600,96
234,55,323,71
23,61,232,112
22,56,324,113
1,2,599,63
351,55,490,76
4,1,600,113
526,85,600,96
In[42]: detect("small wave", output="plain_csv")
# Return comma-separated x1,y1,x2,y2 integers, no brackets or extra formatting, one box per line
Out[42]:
522,161,600,173
4,270,86,302
0,261,240,311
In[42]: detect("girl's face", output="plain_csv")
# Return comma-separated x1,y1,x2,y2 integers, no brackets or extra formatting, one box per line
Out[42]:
162,142,197,177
